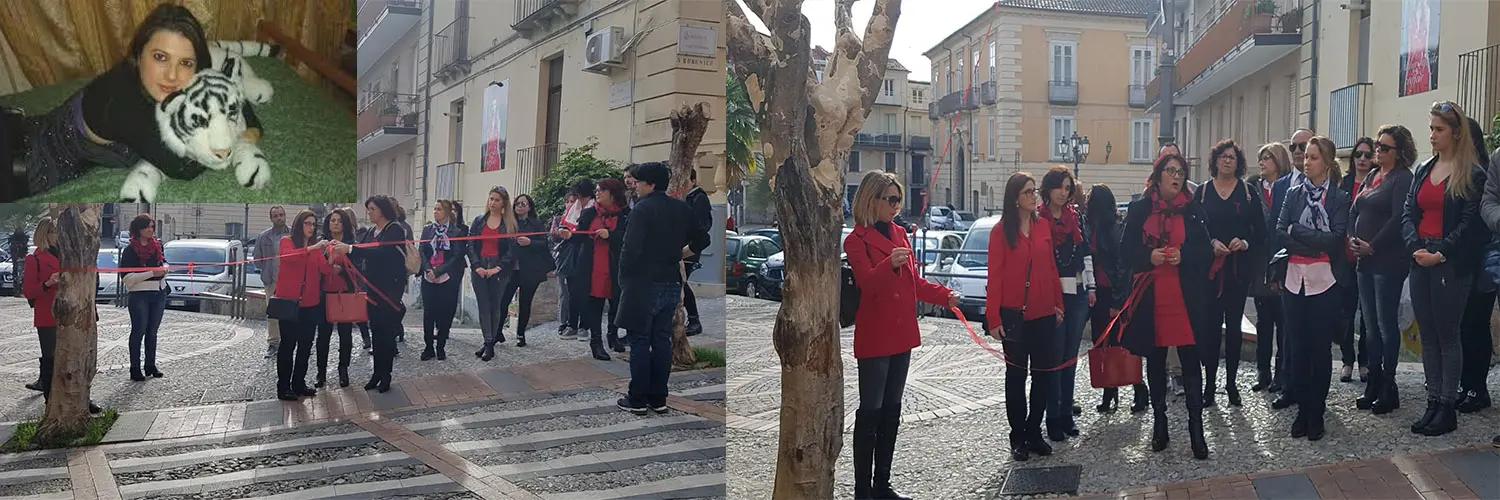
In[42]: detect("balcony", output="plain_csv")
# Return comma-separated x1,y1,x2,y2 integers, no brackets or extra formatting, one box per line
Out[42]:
928,102,939,121
433,161,461,200
1128,84,1146,108
433,17,471,81
909,135,932,151
513,0,581,39
1329,83,1371,150
1458,44,1499,138
356,92,419,160
356,0,421,75
935,90,979,116
854,133,903,149
980,80,997,105
1049,80,1078,105
514,143,564,192
1145,0,1300,110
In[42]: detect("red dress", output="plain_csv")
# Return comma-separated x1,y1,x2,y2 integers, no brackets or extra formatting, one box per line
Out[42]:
1151,213,1194,347
589,210,620,298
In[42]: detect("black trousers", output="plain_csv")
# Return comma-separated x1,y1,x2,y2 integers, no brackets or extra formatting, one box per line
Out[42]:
499,275,540,338
276,305,319,393
1147,344,1203,411
315,321,353,381
1339,284,1367,367
1253,295,1286,383
1460,288,1496,393
422,279,461,347
683,263,700,322
36,326,56,394
369,305,401,381
1203,282,1249,385
1003,316,1058,433
1283,288,1339,417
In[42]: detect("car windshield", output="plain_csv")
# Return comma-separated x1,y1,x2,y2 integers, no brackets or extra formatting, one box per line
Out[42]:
957,223,992,268
165,247,227,275
97,252,117,268
956,211,977,221
726,238,740,258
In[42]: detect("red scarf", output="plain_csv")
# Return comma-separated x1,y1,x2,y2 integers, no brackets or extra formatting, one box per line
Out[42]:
594,201,621,231
1041,204,1083,246
131,237,162,265
1143,189,1189,248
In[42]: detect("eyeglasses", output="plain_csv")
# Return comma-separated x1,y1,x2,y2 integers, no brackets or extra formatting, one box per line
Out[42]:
1351,151,1372,159
1020,188,1038,197
1162,167,1186,178
1376,143,1397,153
1289,142,1307,153
883,195,903,206
1218,154,1237,161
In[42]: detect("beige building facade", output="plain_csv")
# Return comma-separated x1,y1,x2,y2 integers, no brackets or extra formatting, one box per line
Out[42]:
927,0,1162,207
147,204,323,244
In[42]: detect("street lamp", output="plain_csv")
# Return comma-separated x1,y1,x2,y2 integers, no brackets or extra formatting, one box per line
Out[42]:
1057,132,1090,178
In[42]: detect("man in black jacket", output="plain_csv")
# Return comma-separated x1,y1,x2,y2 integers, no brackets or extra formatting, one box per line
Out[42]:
682,169,712,336
615,162,712,414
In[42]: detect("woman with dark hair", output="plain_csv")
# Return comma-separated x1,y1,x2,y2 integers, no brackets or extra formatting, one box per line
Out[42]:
469,188,518,360
420,199,468,361
1456,117,1495,414
333,196,408,393
555,180,596,340
120,213,169,382
1194,139,1265,408
559,178,629,361
314,208,358,388
1338,137,1376,384
986,171,1064,462
1037,166,1089,440
1117,153,1212,459
1351,125,1416,414
500,194,555,348
0,4,262,200
1403,102,1489,436
1086,184,1147,413
845,171,959,496
272,210,328,401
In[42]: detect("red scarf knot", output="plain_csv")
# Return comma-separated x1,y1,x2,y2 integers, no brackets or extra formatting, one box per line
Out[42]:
1042,204,1084,246
131,237,163,265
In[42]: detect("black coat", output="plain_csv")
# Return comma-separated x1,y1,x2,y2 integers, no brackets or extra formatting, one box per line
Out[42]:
1086,216,1128,309
1277,179,1354,287
1195,178,1269,290
1115,196,1216,358
566,206,629,300
683,187,713,263
467,214,518,282
615,192,712,332
419,221,468,281
349,222,407,311
1401,158,1490,275
511,216,555,286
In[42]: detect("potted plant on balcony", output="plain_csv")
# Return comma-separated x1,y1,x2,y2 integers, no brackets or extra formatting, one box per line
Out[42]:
1244,0,1277,32
380,100,401,127
1278,6,1303,33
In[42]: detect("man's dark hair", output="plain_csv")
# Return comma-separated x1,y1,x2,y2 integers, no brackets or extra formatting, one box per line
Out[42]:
570,178,597,199
269,205,284,217
629,162,671,192
127,4,212,72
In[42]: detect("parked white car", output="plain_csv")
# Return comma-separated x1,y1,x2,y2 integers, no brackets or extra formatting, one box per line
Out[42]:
96,249,121,301
946,215,1000,326
163,238,248,311
951,211,978,231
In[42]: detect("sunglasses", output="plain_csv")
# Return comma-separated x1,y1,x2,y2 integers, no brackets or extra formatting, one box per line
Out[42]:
1289,142,1307,153
1376,143,1397,153
1434,101,1457,114
883,195,903,206
1351,151,1372,159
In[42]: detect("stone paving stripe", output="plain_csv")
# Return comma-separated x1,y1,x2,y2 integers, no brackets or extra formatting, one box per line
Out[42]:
537,472,725,500
198,385,255,405
367,384,413,411
1437,449,1498,499
245,473,460,500
116,452,418,499
241,399,287,429
490,438,724,481
0,492,74,500
0,450,70,467
674,384,725,398
0,423,14,447
83,448,120,500
476,369,538,395
667,370,724,384
444,415,718,454
1251,472,1319,500
99,421,347,455
587,358,633,378
0,466,68,487
99,412,157,444
405,399,620,433
108,431,378,473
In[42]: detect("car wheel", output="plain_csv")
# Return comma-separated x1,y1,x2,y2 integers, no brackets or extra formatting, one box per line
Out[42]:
749,278,761,299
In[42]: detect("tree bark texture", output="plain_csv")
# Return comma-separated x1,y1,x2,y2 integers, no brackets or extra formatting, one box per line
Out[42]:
37,204,100,443
728,0,901,497
668,102,711,367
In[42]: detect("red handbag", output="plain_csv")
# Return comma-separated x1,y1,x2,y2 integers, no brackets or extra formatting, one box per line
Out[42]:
324,267,368,323
1089,346,1143,389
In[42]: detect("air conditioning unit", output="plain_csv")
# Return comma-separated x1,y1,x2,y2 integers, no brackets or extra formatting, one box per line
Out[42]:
583,26,626,74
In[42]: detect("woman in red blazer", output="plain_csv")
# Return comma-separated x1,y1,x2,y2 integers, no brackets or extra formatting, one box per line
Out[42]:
984,172,1066,462
272,210,329,402
844,171,958,500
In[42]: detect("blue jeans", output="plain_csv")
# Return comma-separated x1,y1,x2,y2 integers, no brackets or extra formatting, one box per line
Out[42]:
1047,286,1090,428
1356,271,1404,376
627,283,682,407
127,289,167,371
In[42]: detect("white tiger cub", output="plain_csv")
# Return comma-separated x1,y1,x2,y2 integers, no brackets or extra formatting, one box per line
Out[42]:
208,40,279,105
119,69,270,202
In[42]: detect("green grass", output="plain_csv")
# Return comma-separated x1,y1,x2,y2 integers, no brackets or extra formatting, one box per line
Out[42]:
0,57,355,202
671,346,726,372
1,408,118,452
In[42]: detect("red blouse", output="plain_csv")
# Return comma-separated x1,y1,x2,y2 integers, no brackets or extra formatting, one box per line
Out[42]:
481,223,500,258
1417,178,1446,239
589,211,620,298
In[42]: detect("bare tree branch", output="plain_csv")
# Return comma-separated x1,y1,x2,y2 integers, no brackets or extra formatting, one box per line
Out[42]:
727,1,772,82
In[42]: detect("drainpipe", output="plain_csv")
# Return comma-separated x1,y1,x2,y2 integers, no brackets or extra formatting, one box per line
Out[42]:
1159,1,1178,148
420,1,436,208
1306,0,1319,130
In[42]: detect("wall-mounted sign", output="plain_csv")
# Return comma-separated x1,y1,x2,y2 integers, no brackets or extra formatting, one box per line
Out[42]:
481,81,509,172
609,81,632,110
678,22,716,57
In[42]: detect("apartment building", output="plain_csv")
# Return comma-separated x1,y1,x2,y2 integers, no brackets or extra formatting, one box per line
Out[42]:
926,0,1162,207
147,205,330,244
905,80,938,214
356,0,423,214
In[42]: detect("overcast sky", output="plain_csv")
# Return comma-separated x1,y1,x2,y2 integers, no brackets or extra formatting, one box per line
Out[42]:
802,0,997,82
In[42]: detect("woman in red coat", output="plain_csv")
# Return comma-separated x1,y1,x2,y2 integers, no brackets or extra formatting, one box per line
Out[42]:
272,210,329,401
844,171,958,500
984,172,1066,462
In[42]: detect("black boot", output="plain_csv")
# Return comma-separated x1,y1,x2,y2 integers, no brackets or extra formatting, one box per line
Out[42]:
1225,379,1241,407
852,408,879,499
25,358,45,392
607,331,624,353
1252,368,1271,392
1150,384,1169,452
685,317,703,336
1130,384,1150,413
1026,424,1053,456
515,333,527,348
1357,369,1382,410
435,338,447,361
1457,388,1490,414
1185,375,1209,459
480,342,495,362
1372,373,1400,415
338,367,350,388
421,342,435,361
1096,388,1119,413
590,331,611,361
1411,397,1439,433
364,374,380,391
130,367,146,382
1008,431,1030,462
377,374,391,393
1202,377,1217,408
1291,408,1308,438
871,405,911,500
1420,402,1458,436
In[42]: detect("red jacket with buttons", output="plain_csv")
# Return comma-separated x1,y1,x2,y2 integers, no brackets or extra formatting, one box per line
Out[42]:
273,237,327,307
985,219,1065,329
22,249,59,327
845,224,954,359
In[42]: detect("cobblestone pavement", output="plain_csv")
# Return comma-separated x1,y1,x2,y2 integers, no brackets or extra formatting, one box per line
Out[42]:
0,296,724,424
725,296,1500,499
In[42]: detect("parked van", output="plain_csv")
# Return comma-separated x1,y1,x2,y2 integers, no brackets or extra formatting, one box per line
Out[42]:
945,215,999,327
163,238,251,311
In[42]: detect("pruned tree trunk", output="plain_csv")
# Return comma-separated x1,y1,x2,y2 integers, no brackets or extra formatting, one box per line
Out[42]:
668,102,711,367
729,0,902,497
36,204,101,443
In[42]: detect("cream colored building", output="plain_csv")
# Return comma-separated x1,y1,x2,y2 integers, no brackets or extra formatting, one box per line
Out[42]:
926,0,1162,207
148,204,326,243
356,0,423,215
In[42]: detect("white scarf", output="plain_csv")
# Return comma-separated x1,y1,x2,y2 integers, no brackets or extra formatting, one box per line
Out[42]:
1299,175,1330,232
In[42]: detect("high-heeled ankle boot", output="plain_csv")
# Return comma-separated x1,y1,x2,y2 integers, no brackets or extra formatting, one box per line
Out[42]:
1356,369,1382,410
1411,397,1439,433
871,405,911,500
1225,364,1241,407
1372,374,1400,414
590,331,611,361
1185,383,1209,459
606,331,624,353
1150,384,1169,452
852,408,879,499
1131,384,1149,413
435,338,447,360
1097,388,1119,413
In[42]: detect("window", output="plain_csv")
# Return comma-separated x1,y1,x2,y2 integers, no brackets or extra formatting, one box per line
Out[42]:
450,99,465,162
1050,116,1076,160
225,222,243,239
988,41,997,81
1236,96,1245,141
1130,47,1154,86
972,49,980,85
884,113,897,134
885,152,897,172
1131,119,1154,162
848,151,861,172
1050,42,1076,83
883,79,895,97
815,70,824,82
942,63,950,95
956,54,964,89
988,116,996,158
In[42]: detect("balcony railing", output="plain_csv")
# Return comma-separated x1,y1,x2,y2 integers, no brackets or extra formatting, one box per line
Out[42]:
433,161,461,200
514,143,564,192
434,17,470,79
1129,84,1146,108
935,90,980,116
1458,44,1499,138
909,135,932,150
980,80,997,105
1329,83,1371,150
357,91,420,138
513,0,581,38
854,133,902,148
1147,0,1299,108
1049,80,1078,105
928,102,939,121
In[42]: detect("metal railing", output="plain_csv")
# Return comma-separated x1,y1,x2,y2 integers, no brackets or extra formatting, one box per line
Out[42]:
1329,82,1371,149
854,133,902,148
909,135,932,150
514,0,579,33
1049,80,1078,105
434,17,470,77
1458,44,1499,137
1129,84,1147,108
936,89,980,116
980,80,998,105
357,91,420,137
434,161,462,200
515,143,564,193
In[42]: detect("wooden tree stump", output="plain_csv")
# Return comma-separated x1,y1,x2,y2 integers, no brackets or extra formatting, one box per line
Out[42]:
36,204,101,443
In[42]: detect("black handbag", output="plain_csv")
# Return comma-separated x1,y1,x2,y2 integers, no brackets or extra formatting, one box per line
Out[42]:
998,258,1032,340
266,296,299,321
1264,249,1290,289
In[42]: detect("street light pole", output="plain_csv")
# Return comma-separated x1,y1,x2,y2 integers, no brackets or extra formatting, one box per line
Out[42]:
1057,131,1090,179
